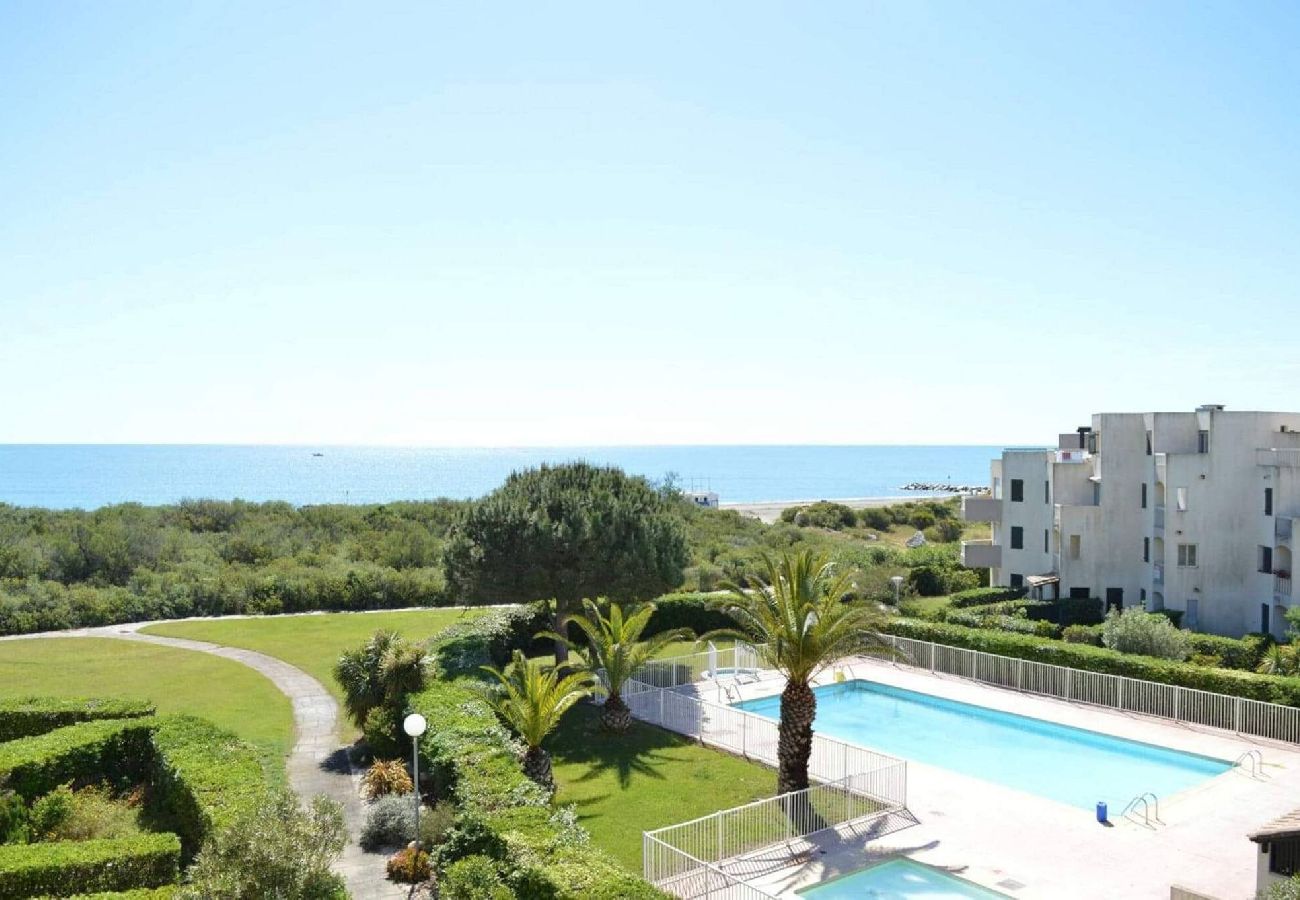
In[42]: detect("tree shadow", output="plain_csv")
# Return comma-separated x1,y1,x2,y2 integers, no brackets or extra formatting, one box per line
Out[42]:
549,704,696,789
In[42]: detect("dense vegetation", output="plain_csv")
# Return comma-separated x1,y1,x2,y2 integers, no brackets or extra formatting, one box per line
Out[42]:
0,487,985,636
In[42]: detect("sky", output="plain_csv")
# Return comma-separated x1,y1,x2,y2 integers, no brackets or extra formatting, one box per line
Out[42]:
2,1,1298,446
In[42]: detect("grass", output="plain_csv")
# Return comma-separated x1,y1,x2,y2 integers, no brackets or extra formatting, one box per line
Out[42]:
142,608,486,703
898,594,956,617
0,637,294,780
550,704,775,871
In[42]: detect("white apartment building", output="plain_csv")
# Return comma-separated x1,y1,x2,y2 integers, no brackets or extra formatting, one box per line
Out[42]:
961,406,1300,639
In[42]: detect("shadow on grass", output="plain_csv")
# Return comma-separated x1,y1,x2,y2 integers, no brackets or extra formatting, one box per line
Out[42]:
549,703,701,790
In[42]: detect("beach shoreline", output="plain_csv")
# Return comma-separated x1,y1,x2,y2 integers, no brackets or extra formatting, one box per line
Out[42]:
721,494,960,524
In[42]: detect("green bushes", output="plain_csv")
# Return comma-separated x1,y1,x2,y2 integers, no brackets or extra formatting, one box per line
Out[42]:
432,605,552,679
440,854,511,898
0,833,180,897
0,699,155,743
644,593,733,637
949,587,1027,608
1062,624,1104,646
884,618,1300,706
1101,608,1190,661
0,720,155,800
782,502,856,530
407,680,668,899
1186,632,1272,671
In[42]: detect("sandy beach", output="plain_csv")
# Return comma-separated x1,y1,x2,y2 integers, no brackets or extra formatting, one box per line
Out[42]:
721,494,957,524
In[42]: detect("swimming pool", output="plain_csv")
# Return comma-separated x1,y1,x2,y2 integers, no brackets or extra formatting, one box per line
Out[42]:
796,858,1008,899
735,680,1231,809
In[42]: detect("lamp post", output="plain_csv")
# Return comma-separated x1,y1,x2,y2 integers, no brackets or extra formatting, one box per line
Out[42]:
402,713,427,849
890,575,904,605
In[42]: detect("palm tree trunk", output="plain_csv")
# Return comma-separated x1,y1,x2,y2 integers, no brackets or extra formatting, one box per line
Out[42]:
777,679,816,795
522,745,554,792
552,601,570,666
602,692,632,732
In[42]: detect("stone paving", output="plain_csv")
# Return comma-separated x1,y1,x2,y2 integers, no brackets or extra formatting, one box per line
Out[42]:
7,622,411,900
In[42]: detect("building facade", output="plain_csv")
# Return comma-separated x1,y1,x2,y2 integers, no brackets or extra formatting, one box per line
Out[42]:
962,406,1300,638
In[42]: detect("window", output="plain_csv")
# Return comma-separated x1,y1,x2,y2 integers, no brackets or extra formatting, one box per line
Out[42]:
1141,483,1147,509
1010,479,1024,502
1185,597,1199,630
1143,537,1150,562
1262,604,1271,636
1009,573,1024,588
1177,543,1198,567
1010,526,1024,549
1140,588,1147,607
1260,546,1273,574
1044,480,1050,503
1092,482,1101,505
1106,588,1124,611
1087,432,1099,454
1044,529,1049,552
1197,430,1209,453
1069,534,1081,560
1270,838,1300,876
1069,587,1091,600
1266,487,1274,517
1145,430,1153,455
1176,487,1188,511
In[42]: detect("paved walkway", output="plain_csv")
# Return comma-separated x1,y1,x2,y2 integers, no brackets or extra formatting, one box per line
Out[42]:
7,622,408,900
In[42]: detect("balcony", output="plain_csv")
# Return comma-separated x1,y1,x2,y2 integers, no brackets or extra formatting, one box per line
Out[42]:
1278,516,1293,546
961,496,1001,523
1258,449,1300,467
1277,576,1292,598
961,540,1002,568
1154,505,1165,531
1153,563,1164,586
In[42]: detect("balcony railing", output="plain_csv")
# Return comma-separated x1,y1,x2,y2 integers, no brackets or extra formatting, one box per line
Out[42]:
1153,563,1164,586
1154,505,1165,530
961,539,1001,568
961,496,1001,523
1277,576,1292,598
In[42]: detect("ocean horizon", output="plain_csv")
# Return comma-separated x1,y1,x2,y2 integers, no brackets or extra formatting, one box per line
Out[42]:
0,444,1003,510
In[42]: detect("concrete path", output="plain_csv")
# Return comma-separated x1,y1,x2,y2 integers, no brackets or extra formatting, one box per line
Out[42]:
6,622,408,900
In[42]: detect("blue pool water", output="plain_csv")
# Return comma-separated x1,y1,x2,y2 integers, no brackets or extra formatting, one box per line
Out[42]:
797,859,1008,899
736,681,1231,809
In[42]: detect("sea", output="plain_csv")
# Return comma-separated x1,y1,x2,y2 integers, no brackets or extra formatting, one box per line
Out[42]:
0,445,1001,510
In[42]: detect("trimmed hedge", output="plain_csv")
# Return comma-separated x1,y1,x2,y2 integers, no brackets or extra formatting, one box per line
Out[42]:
408,679,669,899
0,833,180,898
949,587,1027,608
146,716,270,858
1186,632,1273,672
884,618,1300,707
0,698,155,742
0,719,156,800
432,604,551,678
644,593,733,637
37,891,177,900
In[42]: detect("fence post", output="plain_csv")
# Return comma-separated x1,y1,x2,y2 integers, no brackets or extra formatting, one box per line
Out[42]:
929,641,935,673
1174,688,1181,723
1234,697,1243,734
741,712,747,757
1016,658,1023,692
659,688,665,725
1118,677,1124,710
1064,668,1072,702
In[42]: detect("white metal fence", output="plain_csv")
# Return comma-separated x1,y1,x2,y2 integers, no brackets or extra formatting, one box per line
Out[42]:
886,635,1300,743
644,772,905,898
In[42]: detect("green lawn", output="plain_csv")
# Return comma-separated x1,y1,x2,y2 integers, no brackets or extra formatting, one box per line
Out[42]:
0,637,294,780
550,704,774,871
143,608,487,703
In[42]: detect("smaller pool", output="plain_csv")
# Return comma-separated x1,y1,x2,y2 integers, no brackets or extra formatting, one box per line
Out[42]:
796,858,1008,899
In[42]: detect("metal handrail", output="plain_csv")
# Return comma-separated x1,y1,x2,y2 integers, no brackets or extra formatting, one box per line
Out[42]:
1233,748,1265,778
1120,792,1162,828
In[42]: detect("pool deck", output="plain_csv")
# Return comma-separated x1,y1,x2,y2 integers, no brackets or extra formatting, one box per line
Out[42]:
683,655,1300,899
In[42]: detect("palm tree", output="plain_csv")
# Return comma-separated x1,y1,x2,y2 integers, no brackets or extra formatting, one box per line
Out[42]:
545,598,694,732
711,550,887,795
333,630,430,730
479,649,593,790
1257,644,1298,676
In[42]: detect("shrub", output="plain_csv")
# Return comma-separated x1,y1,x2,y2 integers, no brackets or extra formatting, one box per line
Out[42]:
926,520,963,543
858,508,892,531
1062,624,1103,646
1187,633,1270,671
909,510,936,531
0,833,180,896
41,784,141,843
884,617,1300,706
906,566,947,597
420,800,456,848
362,759,413,801
1101,608,1190,661
28,784,75,839
645,593,733,637
432,605,551,679
790,502,856,530
441,854,512,898
386,846,434,885
1152,608,1184,628
362,706,403,760
177,790,346,900
360,793,420,851
334,630,430,731
0,698,154,742
0,790,27,844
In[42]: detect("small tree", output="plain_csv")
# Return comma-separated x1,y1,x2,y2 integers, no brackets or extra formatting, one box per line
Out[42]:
546,599,693,732
478,650,592,791
333,630,430,732
1100,608,1190,661
179,790,347,900
442,463,689,664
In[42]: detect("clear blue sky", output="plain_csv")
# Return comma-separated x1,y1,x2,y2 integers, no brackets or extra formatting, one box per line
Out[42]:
3,2,1297,446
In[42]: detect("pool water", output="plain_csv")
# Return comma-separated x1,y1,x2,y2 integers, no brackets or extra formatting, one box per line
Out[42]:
796,858,1008,899
736,680,1230,809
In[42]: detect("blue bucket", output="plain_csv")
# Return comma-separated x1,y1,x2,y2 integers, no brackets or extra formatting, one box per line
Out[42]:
1096,801,1108,823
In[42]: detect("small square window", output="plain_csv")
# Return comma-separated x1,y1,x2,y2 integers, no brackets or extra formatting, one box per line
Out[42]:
1009,573,1024,588
1011,479,1024,502
1011,526,1024,550
1177,544,1198,568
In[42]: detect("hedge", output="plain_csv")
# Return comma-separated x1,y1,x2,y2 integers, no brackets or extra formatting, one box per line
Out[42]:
0,719,156,799
644,593,733,637
1186,632,1272,672
37,891,176,900
432,604,552,678
0,833,180,898
884,618,1300,707
146,716,270,858
0,698,155,743
949,587,1027,608
408,679,669,899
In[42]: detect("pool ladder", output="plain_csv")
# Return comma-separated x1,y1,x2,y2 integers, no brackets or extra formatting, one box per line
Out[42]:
1120,792,1163,829
1233,748,1266,779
